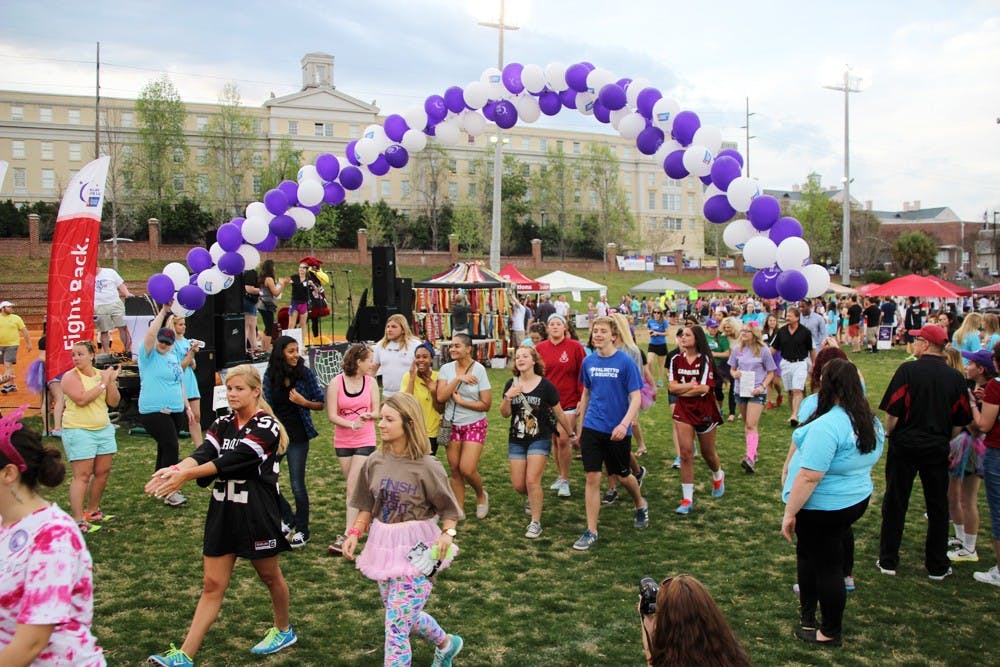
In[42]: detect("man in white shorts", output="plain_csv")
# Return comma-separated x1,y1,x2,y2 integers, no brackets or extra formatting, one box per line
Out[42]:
94,264,133,356
769,307,813,427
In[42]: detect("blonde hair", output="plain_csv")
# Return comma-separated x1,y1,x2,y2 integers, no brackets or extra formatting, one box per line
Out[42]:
983,313,1000,337
610,313,639,352
589,316,619,339
943,345,963,373
735,323,764,356
721,316,742,342
381,393,430,459
225,364,289,455
378,314,418,349
955,312,983,345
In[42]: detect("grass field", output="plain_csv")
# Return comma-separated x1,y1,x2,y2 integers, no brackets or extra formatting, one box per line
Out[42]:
18,345,998,666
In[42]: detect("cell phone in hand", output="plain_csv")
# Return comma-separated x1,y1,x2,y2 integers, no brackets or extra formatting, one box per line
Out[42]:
189,339,205,349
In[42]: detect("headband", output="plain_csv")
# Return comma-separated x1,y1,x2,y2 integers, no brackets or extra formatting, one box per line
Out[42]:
0,405,29,472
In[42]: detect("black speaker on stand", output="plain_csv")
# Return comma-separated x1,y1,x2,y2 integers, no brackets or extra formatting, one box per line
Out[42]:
192,347,218,430
215,314,247,368
395,277,413,326
354,305,398,342
372,246,396,306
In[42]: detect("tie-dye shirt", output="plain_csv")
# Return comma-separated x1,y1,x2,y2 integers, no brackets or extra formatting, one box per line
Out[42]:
0,503,105,666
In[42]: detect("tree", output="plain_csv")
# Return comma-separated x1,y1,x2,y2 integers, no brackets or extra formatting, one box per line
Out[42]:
474,153,530,255
849,207,885,272
790,177,840,265
133,75,187,216
892,231,939,274
99,106,142,265
583,143,633,263
204,83,257,221
451,204,486,258
258,138,303,194
362,201,409,248
532,147,577,259
408,144,451,251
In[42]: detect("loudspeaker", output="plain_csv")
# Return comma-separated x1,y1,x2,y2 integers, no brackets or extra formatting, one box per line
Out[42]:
215,314,247,368
353,305,397,342
123,295,155,316
184,298,216,348
192,347,218,430
214,275,244,315
372,246,396,306
395,277,413,325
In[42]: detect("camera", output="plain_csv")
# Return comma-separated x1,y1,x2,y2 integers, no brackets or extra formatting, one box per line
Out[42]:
639,576,660,616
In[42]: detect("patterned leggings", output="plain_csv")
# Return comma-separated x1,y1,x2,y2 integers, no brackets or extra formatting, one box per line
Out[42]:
378,576,446,666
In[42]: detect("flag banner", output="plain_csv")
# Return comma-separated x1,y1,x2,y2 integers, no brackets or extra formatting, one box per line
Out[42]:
46,156,110,382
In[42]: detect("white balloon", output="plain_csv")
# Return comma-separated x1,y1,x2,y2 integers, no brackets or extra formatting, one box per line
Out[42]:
586,68,615,93
401,129,427,153
625,78,652,108
742,236,778,269
802,263,832,298
297,181,324,207
209,242,225,263
242,215,270,244
723,218,756,251
514,95,541,123
170,301,194,318
652,97,680,130
576,92,597,116
609,107,630,129
434,121,461,146
364,124,389,150
354,138,380,165
197,267,230,295
521,64,546,94
481,67,503,98
296,165,321,183
463,81,490,109
726,177,761,212
703,184,723,200
287,206,316,231
245,201,268,220
693,126,723,155
461,111,487,136
162,262,190,291
682,145,713,177
544,62,568,91
402,107,428,134
236,244,261,270
775,237,811,271
618,112,646,140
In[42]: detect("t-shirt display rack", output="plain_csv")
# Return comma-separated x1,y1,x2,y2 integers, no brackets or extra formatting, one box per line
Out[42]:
413,286,510,364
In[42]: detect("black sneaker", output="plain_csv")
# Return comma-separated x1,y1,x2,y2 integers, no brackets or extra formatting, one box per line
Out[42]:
635,466,647,488
601,488,618,505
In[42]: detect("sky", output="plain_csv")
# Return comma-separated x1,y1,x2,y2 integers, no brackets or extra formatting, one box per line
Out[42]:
2,0,998,221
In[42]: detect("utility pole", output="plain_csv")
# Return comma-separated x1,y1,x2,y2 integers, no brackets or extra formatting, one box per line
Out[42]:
824,67,863,286
739,97,756,177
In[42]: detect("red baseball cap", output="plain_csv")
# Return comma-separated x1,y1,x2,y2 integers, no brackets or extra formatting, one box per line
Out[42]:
907,324,947,347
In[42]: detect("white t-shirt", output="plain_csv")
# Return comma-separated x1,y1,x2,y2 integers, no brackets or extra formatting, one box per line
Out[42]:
511,304,527,333
94,268,124,307
438,360,491,425
372,338,422,398
596,301,608,317
554,300,570,318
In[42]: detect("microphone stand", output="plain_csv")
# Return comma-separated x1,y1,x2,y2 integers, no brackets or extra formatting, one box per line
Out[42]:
344,269,355,325
327,274,339,342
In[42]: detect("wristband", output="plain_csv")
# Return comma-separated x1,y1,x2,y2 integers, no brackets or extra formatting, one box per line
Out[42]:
347,527,362,538
98,382,107,390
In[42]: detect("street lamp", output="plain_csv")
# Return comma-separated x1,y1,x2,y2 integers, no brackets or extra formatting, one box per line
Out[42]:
475,0,525,271
824,66,864,286
739,96,756,177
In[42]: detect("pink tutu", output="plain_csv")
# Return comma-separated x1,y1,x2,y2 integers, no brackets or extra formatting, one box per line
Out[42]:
356,519,458,581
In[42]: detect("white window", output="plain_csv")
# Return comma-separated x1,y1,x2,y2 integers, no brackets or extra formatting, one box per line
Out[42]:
39,107,52,122
41,142,53,160
172,147,185,163
525,188,532,202
349,124,359,137
448,183,458,199
252,152,263,168
11,140,24,159
252,175,262,195
197,148,208,165
648,191,656,209
648,173,655,186
666,217,682,231
196,115,208,131
521,164,530,177
625,192,632,207
69,143,81,161
663,193,681,210
401,180,410,197
41,168,55,191
539,139,547,151
252,119,262,134
623,147,632,159
173,173,185,192
121,111,134,127
687,193,697,213
288,120,298,135
574,189,581,204
380,181,392,198
314,122,324,137
467,160,476,175
521,138,531,150
197,174,209,194
468,182,477,197
10,104,23,121
590,190,597,207
689,219,697,231
624,173,632,186
68,108,81,125
229,151,240,168
98,110,107,127
231,175,242,191
13,168,26,193
572,142,581,154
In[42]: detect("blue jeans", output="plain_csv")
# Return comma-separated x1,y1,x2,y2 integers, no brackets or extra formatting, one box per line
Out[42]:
279,439,311,537
984,448,1000,540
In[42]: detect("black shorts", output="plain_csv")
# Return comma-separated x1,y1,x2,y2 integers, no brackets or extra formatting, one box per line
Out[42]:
648,343,668,357
203,482,290,559
580,427,632,477
335,445,376,458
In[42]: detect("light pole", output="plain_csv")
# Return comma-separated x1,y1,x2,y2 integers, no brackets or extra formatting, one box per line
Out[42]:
824,67,863,286
739,96,756,177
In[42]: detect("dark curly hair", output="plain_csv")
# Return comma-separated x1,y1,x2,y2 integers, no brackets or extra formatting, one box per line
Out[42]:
802,358,878,454
0,422,66,490
267,335,307,392
341,344,371,376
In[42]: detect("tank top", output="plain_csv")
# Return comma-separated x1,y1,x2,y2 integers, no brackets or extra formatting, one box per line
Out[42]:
333,374,376,449
62,368,111,430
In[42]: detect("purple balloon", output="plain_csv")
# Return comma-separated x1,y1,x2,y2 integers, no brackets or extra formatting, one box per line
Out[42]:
425,95,447,123
501,63,524,95
186,247,213,274
147,273,175,303
216,223,243,252
385,144,409,169
565,62,592,92
305,203,323,215
423,123,437,136
176,284,207,311
482,101,497,122
443,86,466,114
323,182,346,206
189,272,201,286
368,155,390,176
538,91,561,116
776,269,808,302
598,83,627,111
269,214,297,239
345,140,361,166
339,165,363,191
384,114,409,143
748,195,782,231
636,125,664,156
315,153,341,181
230,216,245,229
700,174,714,186
769,216,804,245
752,268,782,299
263,189,289,216
616,77,633,88
671,110,701,146
592,100,611,124
636,88,663,119
278,180,299,206
217,251,245,277
663,150,689,180
494,100,517,129
716,148,744,169
254,233,278,253
710,156,742,192
703,195,736,223
559,89,578,110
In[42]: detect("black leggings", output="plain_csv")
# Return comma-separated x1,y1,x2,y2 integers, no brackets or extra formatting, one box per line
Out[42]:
140,411,186,472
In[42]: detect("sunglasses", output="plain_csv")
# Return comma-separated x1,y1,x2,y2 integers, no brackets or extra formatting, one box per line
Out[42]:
652,311,661,314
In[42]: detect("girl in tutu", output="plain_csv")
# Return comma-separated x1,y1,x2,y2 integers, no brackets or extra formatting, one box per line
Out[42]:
342,393,464,667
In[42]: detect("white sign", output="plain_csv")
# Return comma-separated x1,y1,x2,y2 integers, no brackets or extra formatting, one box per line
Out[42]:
212,384,229,411
739,373,756,398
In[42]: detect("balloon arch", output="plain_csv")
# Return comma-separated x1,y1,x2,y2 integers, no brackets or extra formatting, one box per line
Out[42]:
148,60,829,315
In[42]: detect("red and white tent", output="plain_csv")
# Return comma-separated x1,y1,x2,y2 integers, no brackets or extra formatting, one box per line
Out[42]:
499,263,549,292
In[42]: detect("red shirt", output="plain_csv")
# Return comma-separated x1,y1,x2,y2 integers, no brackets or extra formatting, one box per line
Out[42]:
669,352,722,427
535,337,586,410
983,378,1000,449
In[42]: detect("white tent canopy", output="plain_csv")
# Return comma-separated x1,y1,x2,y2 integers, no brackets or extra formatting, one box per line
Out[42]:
535,270,607,298
631,278,696,294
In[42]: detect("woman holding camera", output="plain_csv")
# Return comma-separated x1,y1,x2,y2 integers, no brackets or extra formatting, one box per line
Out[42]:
781,358,884,646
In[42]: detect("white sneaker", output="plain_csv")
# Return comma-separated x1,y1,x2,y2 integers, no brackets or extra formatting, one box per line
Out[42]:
287,532,309,549
875,559,896,576
524,521,542,539
948,547,979,562
163,491,187,507
549,477,565,491
973,565,1000,587
557,479,571,498
927,567,953,581
476,491,490,519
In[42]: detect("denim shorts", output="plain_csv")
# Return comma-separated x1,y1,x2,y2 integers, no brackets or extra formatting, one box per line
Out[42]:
737,394,767,406
62,424,118,461
508,438,552,460
983,448,1000,540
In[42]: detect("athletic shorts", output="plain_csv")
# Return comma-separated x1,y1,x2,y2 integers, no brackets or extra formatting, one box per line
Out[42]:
780,359,808,392
62,424,118,461
580,427,632,476
289,301,308,315
335,445,376,458
95,301,126,331
847,324,860,338
450,418,488,444
508,438,552,459
648,343,668,356
1,346,17,365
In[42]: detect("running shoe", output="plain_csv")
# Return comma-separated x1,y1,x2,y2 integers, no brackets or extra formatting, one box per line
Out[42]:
77,520,102,535
572,529,598,551
557,479,571,498
250,625,297,655
147,644,193,666
476,491,490,519
84,509,115,523
281,522,293,538
431,634,464,667
741,457,756,474
875,559,896,576
601,488,618,505
549,477,566,491
524,521,542,539
634,502,649,529
973,565,1000,587
948,547,979,562
675,499,693,515
927,567,953,581
163,491,187,507
635,466,647,488
524,500,532,515
844,576,856,591
288,532,309,549
671,457,681,469
711,472,726,498
328,534,346,555
948,536,963,549
792,583,800,595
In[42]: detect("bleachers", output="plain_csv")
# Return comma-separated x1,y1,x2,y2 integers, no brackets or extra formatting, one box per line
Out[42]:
0,280,147,330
